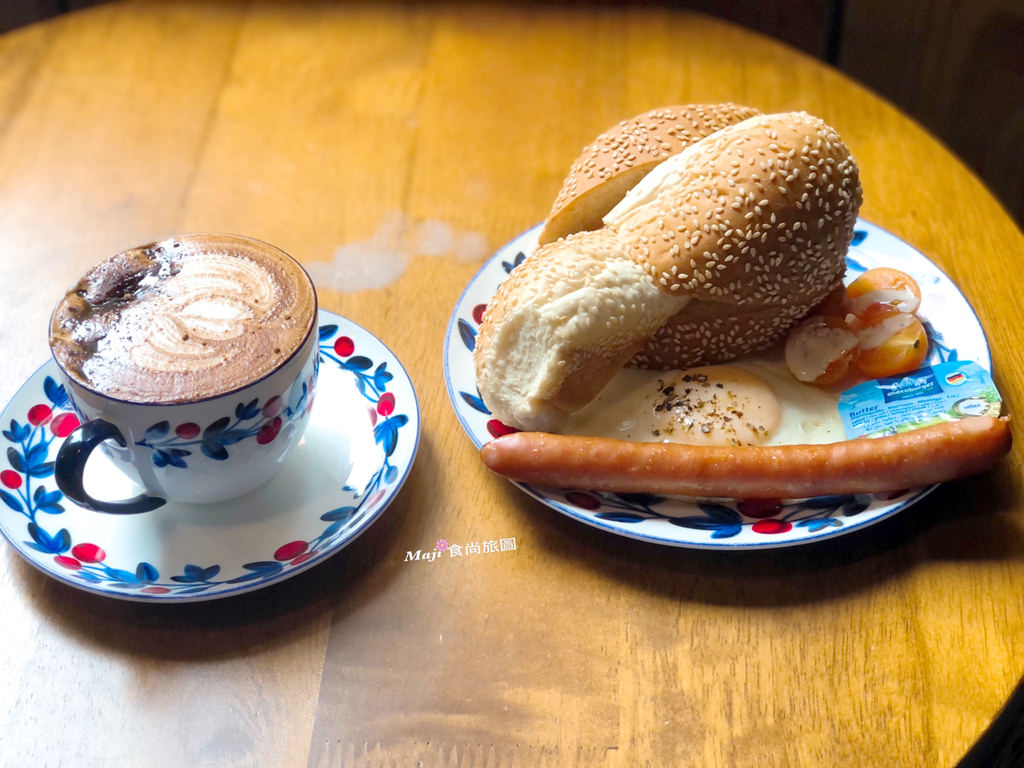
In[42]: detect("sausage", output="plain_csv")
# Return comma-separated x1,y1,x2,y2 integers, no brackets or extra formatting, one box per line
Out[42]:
479,415,1011,498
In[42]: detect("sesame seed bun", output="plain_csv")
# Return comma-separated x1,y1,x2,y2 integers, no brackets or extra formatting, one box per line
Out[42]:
630,301,812,368
538,103,761,246
475,109,862,430
607,111,862,368
473,228,686,431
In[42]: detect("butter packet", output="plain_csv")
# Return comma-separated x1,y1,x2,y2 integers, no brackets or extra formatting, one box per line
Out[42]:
839,361,1002,439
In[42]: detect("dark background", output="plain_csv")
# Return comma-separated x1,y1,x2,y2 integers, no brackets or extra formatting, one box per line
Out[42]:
3,0,1021,229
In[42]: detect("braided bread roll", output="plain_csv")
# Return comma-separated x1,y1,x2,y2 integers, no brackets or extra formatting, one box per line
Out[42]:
609,110,862,367
474,110,862,432
539,103,761,245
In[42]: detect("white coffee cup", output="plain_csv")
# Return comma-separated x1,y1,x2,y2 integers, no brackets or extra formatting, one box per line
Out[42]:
49,234,318,513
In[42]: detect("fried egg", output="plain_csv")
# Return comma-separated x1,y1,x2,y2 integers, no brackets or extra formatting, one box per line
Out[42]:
558,357,844,446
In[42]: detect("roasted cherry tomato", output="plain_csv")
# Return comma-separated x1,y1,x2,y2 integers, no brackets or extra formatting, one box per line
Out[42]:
846,267,922,316
784,315,859,386
853,303,929,378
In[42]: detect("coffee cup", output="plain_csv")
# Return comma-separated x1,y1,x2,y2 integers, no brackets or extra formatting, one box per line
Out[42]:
48,234,319,513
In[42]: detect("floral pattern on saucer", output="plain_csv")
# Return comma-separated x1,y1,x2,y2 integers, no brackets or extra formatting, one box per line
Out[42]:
0,311,420,600
443,220,991,549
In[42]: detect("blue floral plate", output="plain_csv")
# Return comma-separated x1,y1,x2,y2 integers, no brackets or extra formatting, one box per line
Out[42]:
443,220,991,549
0,310,420,601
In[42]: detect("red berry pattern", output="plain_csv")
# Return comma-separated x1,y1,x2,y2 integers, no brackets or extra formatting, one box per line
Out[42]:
262,396,283,418
334,336,355,356
175,422,201,439
486,419,518,438
274,540,308,561
256,417,282,444
71,543,106,562
2,322,414,599
377,393,395,417
751,520,794,535
737,499,784,519
27,404,52,426
49,412,79,437
565,491,602,510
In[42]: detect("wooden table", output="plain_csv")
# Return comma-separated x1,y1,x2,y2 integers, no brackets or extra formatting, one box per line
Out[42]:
1,3,1022,766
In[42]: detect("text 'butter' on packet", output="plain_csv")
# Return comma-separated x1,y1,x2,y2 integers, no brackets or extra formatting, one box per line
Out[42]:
839,361,1003,439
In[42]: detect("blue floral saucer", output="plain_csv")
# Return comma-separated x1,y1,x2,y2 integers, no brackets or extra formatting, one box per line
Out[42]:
0,310,420,601
444,220,991,549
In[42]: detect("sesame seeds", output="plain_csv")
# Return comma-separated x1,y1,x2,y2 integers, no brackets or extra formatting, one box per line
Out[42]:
533,109,861,383
540,104,762,244
605,111,861,368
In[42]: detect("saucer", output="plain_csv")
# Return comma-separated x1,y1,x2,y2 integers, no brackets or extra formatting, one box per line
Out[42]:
0,310,420,601
444,220,992,549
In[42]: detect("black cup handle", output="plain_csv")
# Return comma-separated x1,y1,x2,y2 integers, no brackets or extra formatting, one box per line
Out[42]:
55,419,167,515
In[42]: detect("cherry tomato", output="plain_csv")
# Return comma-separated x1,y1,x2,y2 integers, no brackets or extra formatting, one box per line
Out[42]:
853,303,929,378
846,267,922,315
784,315,859,386
849,300,905,329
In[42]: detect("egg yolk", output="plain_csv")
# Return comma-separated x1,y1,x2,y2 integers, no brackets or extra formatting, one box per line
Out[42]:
649,366,781,446
558,362,844,446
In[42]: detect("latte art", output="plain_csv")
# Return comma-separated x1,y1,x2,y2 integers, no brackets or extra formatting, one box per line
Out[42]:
123,254,281,374
50,235,316,403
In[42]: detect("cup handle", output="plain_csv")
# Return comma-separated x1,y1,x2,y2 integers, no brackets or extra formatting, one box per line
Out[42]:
55,419,167,515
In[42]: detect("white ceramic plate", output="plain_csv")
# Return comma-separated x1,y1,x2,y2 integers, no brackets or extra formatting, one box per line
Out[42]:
0,310,420,601
443,220,991,549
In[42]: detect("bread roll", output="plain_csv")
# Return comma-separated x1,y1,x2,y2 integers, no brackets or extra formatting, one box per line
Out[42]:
473,229,685,431
606,110,861,368
538,103,760,246
475,110,861,431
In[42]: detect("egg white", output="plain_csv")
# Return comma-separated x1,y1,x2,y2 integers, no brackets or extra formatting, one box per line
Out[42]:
557,355,845,446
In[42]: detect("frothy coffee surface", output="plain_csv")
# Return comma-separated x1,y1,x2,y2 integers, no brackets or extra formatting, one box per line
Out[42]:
50,234,316,403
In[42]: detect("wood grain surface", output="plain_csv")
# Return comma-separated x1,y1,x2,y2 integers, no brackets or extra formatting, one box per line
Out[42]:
1,3,1022,767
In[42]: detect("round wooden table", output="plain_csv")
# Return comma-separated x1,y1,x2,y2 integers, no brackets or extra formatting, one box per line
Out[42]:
1,3,1022,766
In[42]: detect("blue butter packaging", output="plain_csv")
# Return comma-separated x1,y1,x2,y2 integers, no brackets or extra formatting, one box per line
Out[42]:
838,361,1002,439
